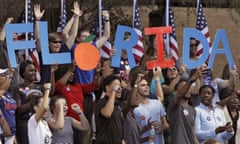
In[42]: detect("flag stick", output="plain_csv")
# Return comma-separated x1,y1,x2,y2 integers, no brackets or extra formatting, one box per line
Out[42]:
99,0,103,37
165,0,170,57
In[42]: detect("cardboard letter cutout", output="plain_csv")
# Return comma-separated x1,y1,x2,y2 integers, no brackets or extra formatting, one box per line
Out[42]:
5,23,36,67
111,25,138,68
144,26,174,69
39,22,71,65
208,29,234,68
183,28,209,69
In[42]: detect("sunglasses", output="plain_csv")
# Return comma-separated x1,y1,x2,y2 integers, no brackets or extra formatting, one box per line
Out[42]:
52,40,62,44
167,68,177,72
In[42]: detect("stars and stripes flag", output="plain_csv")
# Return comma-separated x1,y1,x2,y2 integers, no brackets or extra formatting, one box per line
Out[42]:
165,1,179,62
57,0,67,33
132,0,144,63
91,0,112,58
22,0,41,81
196,0,212,59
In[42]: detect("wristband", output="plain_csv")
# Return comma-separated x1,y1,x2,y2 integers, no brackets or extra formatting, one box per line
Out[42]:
78,112,82,115
6,75,13,79
104,19,109,22
155,79,161,84
44,87,51,91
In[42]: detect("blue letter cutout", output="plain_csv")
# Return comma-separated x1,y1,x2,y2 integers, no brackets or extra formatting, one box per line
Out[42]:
39,22,71,65
5,23,36,67
111,25,138,68
183,28,209,69
208,30,234,68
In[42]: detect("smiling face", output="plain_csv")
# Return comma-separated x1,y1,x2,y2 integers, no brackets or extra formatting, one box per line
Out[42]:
199,86,215,107
23,64,37,82
49,38,62,53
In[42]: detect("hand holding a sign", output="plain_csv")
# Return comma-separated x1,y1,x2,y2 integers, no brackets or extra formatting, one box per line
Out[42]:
153,66,162,80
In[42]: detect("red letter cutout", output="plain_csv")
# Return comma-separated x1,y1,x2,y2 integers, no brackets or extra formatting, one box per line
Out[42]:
144,26,174,69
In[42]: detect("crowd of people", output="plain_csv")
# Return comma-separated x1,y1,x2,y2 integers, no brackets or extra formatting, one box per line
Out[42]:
0,1,240,144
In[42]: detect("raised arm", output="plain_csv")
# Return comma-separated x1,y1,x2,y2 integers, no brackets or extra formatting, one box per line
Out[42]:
34,4,45,52
0,17,14,41
71,103,90,131
174,68,201,105
100,85,119,118
95,10,110,48
47,98,65,130
62,1,82,49
153,66,164,102
58,63,75,85
35,83,51,122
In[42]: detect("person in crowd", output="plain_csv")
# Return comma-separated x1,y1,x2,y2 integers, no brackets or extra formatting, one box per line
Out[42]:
95,75,125,144
176,38,198,79
123,66,163,144
0,17,24,85
0,68,17,144
194,85,234,144
168,68,202,144
217,88,240,144
54,62,98,144
27,83,52,144
198,64,239,105
133,67,168,144
14,60,42,144
34,2,82,84
48,95,89,144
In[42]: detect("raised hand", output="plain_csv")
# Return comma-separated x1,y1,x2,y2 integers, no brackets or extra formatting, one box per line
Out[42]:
71,1,82,17
71,103,82,114
153,66,162,79
34,4,45,20
5,17,14,24
102,10,109,20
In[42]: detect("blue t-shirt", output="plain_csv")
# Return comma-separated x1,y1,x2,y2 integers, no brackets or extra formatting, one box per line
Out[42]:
71,42,96,84
0,93,17,135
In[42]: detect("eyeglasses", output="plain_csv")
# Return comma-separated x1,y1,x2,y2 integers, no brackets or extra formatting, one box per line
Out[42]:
52,40,62,44
167,68,177,72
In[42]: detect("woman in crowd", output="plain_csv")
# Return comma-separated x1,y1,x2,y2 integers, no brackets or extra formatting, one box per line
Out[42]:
15,60,42,144
48,95,90,144
194,85,234,144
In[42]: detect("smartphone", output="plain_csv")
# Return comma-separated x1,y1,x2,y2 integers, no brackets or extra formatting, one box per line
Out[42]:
203,68,212,85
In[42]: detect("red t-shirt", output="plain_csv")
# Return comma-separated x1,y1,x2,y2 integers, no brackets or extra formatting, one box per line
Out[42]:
55,81,97,120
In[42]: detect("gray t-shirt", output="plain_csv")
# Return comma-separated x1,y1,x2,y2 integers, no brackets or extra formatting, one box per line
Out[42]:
51,117,74,144
124,112,141,144
168,98,198,144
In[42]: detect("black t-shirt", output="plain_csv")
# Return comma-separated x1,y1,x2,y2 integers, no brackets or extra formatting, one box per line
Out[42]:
95,96,124,144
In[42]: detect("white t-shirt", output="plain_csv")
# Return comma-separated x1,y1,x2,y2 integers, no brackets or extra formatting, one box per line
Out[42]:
28,114,52,144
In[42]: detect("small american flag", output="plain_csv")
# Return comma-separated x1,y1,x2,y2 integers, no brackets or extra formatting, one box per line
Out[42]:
22,0,41,81
132,0,144,63
196,0,212,59
56,0,67,33
91,6,112,58
166,4,179,62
